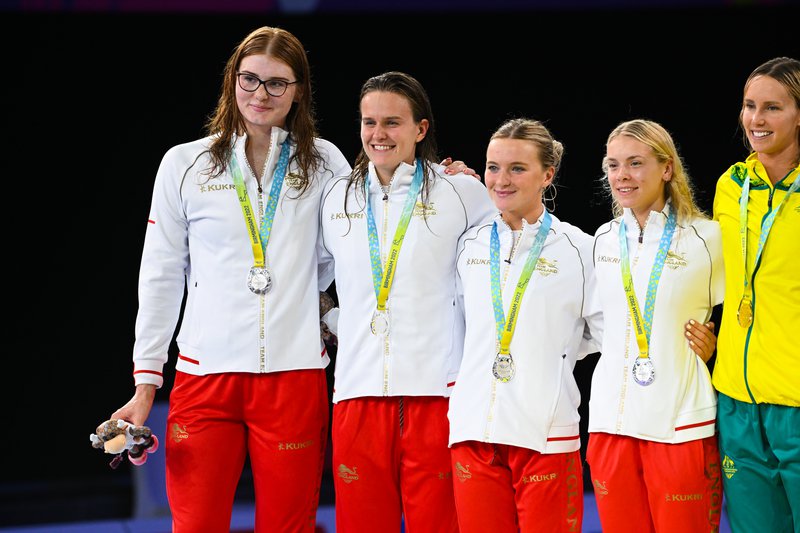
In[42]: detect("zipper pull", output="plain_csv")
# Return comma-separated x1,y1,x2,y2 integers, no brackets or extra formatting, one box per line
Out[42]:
638,227,644,244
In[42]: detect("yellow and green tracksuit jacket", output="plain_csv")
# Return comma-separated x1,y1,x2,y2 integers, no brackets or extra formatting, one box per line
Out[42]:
712,153,800,406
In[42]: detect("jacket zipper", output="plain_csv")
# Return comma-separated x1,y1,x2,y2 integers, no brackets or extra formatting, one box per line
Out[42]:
381,188,391,395
245,139,274,372
742,184,775,403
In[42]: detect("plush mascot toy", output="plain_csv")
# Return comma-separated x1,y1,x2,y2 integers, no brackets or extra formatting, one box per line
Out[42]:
90,419,159,469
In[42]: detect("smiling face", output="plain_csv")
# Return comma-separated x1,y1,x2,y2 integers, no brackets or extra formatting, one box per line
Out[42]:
742,75,800,162
605,135,672,227
484,137,554,230
235,54,299,134
359,90,428,185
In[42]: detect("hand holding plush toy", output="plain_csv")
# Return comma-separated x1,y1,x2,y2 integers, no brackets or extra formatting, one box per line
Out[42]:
90,419,159,469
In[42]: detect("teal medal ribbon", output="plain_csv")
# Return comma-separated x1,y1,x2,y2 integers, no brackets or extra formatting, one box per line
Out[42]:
365,159,424,336
619,208,677,386
737,170,800,327
489,211,552,382
230,140,291,294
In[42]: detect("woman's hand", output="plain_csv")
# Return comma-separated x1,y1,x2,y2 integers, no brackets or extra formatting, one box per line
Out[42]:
685,320,717,363
441,156,481,181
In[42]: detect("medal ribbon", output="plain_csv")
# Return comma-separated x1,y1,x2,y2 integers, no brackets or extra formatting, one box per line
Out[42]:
230,141,291,267
365,159,424,311
619,208,677,360
489,212,552,355
738,170,800,302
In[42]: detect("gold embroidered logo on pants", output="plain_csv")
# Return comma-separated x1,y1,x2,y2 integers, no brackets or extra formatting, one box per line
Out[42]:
170,423,189,443
522,472,557,483
665,493,703,502
455,462,472,483
337,464,359,484
722,455,737,479
593,479,609,499
278,440,313,451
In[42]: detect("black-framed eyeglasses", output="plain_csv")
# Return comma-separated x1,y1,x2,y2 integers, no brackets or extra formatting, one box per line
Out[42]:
236,73,299,97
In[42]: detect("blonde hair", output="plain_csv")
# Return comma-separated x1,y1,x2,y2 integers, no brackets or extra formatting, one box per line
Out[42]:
603,119,705,223
491,118,564,210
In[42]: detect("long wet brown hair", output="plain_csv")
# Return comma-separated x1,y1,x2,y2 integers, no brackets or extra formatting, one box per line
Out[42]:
204,26,322,193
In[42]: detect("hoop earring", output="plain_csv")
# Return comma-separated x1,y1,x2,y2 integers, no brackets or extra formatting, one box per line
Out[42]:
543,183,558,213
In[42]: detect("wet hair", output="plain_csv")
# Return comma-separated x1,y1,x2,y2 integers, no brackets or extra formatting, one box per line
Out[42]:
346,71,439,207
204,26,321,192
490,118,564,210
602,119,705,223
740,56,800,160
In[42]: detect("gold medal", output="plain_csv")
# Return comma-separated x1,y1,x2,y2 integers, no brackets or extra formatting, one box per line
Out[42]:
737,297,753,328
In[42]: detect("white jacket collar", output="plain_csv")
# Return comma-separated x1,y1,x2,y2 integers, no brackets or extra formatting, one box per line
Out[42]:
232,126,290,157
366,160,418,194
621,200,673,236
493,209,553,241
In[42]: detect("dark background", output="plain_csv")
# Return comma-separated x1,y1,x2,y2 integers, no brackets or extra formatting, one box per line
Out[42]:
4,0,798,527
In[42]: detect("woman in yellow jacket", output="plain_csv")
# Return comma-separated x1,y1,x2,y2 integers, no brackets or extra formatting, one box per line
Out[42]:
709,56,800,532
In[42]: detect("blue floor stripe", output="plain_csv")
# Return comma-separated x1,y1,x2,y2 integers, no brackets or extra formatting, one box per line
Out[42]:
0,494,731,532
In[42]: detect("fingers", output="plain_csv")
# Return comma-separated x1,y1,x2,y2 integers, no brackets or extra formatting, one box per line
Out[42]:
685,319,717,363
441,157,480,179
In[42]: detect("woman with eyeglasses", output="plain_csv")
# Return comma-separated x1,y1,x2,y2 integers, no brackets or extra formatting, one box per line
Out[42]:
317,71,495,532
105,26,351,532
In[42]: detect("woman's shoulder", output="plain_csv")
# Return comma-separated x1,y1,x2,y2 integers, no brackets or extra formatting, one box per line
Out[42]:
162,135,213,156
549,214,594,241
684,215,721,239
592,217,617,239
321,173,351,195
460,217,494,241
159,136,215,169
312,137,352,179
715,160,748,187
313,136,347,159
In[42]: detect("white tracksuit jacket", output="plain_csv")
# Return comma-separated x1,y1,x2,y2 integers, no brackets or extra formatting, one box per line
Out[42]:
318,160,495,403
589,206,725,443
448,212,603,454
133,127,351,387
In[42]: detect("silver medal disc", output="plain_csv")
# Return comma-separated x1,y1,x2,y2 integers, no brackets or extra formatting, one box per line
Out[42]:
632,358,655,386
247,266,273,294
370,309,390,336
492,353,515,382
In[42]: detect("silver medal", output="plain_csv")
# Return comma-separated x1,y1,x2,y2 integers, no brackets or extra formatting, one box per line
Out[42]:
492,353,515,382
370,309,390,337
632,358,655,386
247,266,273,294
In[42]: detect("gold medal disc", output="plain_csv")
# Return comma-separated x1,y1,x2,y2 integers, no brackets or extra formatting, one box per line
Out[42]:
737,297,753,328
